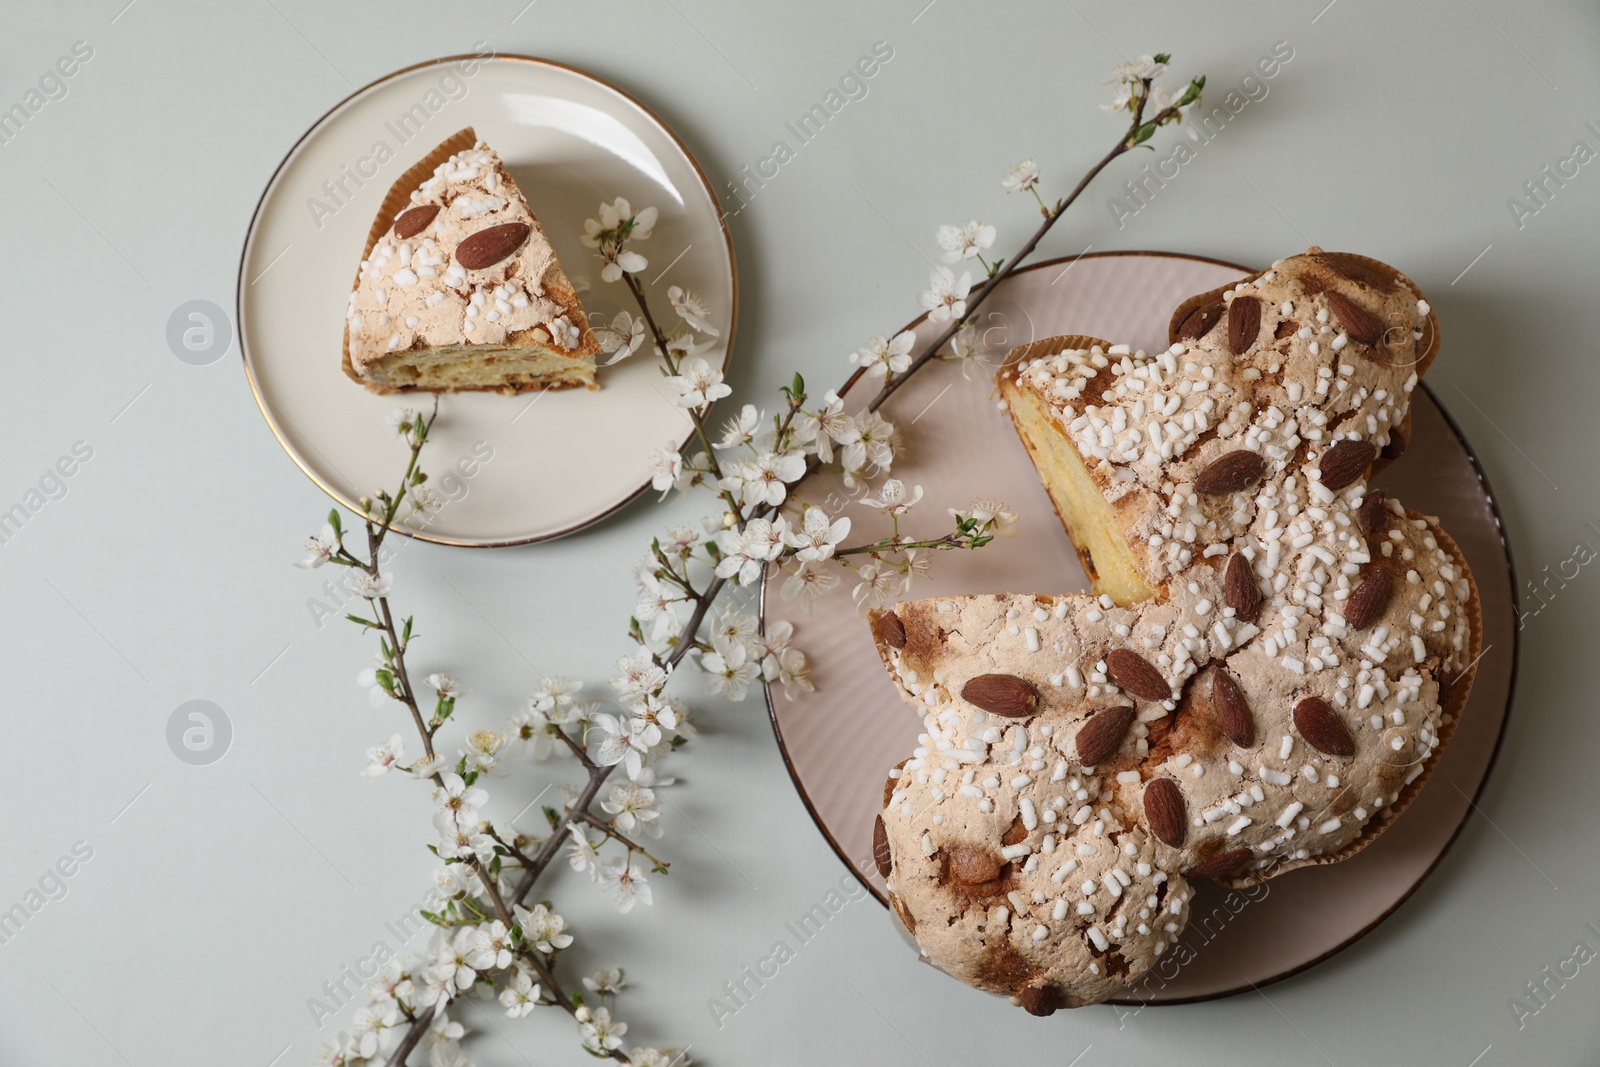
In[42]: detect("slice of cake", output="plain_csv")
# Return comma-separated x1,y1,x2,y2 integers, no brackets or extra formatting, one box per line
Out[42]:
343,127,601,395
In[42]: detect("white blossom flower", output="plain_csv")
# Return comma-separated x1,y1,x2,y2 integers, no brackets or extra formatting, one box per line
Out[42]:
634,571,682,645
366,959,414,1004
313,1032,359,1067
953,497,1020,538
781,561,839,606
851,562,904,612
594,311,646,362
659,522,704,562
664,357,731,409
667,285,720,336
532,675,582,714
597,858,653,913
468,920,514,971
628,1051,688,1067
710,608,758,647
409,484,445,518
429,1007,465,1042
295,524,339,568
362,734,405,778
499,970,541,1018
628,693,678,743
919,266,972,324
836,411,898,473
386,407,419,432
593,712,650,778
752,618,794,664
602,784,661,838
408,753,447,780
432,773,488,832
427,1034,471,1067
580,1006,629,1053
429,863,473,907
564,827,603,883
465,729,509,776
412,965,455,1011
437,825,496,863
1103,80,1136,113
1150,82,1197,122
936,221,996,264
716,404,763,450
946,322,995,380
431,928,482,995
610,654,667,703
1001,158,1041,194
593,198,654,237
700,632,761,700
733,451,806,507
713,517,787,586
862,479,923,515
744,516,790,560
849,330,916,381
794,390,848,463
647,443,683,497
772,646,814,698
507,706,563,761
584,968,627,995
345,571,394,599
350,1000,399,1059
600,250,648,284
585,198,657,256
666,332,718,362
783,506,851,562
515,901,575,954
425,673,462,699
1110,54,1167,84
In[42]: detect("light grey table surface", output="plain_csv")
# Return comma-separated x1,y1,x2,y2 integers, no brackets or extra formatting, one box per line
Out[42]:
1,1,1595,1065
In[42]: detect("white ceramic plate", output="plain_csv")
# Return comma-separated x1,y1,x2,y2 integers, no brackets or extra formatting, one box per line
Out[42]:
763,252,1517,1004
238,55,736,546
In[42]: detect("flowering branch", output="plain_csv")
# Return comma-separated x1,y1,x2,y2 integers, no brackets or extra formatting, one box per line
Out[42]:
299,52,1203,1067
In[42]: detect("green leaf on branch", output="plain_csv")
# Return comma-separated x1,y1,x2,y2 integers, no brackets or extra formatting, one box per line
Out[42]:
327,509,342,536
543,806,561,829
345,614,380,630
1153,52,1172,64
1132,122,1157,146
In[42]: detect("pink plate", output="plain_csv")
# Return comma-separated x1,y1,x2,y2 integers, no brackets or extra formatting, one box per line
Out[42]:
762,251,1516,1004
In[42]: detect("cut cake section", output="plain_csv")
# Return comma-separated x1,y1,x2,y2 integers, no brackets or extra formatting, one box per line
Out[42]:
343,127,600,395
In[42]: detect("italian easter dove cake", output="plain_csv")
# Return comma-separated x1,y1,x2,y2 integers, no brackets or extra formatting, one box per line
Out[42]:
866,249,1481,1013
343,127,600,395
